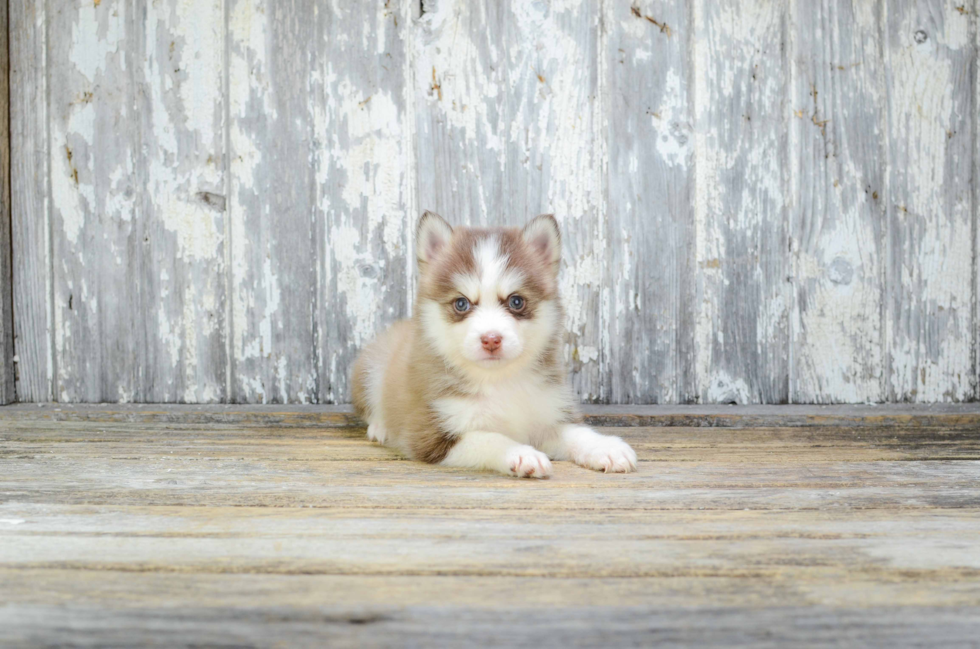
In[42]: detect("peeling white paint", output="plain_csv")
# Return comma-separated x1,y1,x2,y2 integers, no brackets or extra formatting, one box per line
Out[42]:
693,0,790,403
577,346,599,364
415,1,504,165
652,70,691,168
883,1,975,402
71,3,124,82
705,371,752,404
24,0,980,405
51,103,96,246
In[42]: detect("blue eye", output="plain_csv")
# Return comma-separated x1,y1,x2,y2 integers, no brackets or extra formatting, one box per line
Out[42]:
508,295,526,311
453,297,470,313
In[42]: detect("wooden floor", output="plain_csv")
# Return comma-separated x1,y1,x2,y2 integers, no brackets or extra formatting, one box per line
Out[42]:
2,404,979,647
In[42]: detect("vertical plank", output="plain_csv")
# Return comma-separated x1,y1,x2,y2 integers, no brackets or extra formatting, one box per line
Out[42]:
692,0,790,403
975,5,980,402
884,0,974,402
48,0,143,401
415,0,605,401
138,0,228,402
604,2,695,404
11,0,51,402
788,0,885,403
0,0,12,403
313,1,414,403
228,0,317,403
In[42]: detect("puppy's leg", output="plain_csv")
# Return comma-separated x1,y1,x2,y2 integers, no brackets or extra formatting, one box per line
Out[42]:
543,424,637,473
366,422,387,444
442,431,553,479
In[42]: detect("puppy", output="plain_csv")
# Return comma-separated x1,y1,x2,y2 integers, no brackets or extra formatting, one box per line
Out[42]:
351,212,637,478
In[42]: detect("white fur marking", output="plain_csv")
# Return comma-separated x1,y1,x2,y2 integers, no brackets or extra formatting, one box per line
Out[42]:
453,272,482,302
474,236,507,301
366,423,387,444
546,425,637,473
442,431,553,478
454,242,523,302
497,268,525,299
432,371,573,446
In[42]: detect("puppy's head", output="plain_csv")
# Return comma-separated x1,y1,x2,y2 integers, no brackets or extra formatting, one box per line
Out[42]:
415,212,562,377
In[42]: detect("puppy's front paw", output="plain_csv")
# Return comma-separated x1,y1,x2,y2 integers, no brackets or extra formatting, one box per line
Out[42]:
506,445,553,479
576,436,637,473
367,423,387,444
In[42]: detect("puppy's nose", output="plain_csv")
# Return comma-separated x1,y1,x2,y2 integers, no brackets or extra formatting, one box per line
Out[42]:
481,332,502,353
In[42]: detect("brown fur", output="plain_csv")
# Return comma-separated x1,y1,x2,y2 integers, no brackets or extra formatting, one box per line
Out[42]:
352,318,467,463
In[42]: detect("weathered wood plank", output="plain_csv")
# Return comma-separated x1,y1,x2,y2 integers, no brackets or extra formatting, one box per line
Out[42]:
3,403,980,429
605,1,696,404
4,427,979,510
228,0,318,403
4,568,979,612
10,0,52,402
884,1,975,402
0,0,12,405
788,0,885,403
415,0,605,400
2,599,977,649
4,422,980,463
314,0,413,403
138,0,228,402
48,0,144,402
4,505,980,578
975,8,979,403
692,0,791,404
6,504,980,545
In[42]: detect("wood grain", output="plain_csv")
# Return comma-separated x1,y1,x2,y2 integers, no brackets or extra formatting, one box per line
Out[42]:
227,0,318,403
138,0,228,402
883,0,975,402
47,0,144,401
10,0,51,402
314,0,414,404
3,402,979,429
0,0,12,404
1,406,979,646
692,0,791,404
788,0,885,403
605,1,696,404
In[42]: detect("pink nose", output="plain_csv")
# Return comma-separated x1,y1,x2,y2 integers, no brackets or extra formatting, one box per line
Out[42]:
481,332,502,353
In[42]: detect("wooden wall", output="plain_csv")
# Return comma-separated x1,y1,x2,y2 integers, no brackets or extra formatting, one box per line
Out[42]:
8,0,979,404
0,0,11,404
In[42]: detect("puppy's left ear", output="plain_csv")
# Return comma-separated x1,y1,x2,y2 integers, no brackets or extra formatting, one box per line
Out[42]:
522,214,561,271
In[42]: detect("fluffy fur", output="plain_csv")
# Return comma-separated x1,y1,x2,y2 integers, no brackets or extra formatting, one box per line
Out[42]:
352,212,637,478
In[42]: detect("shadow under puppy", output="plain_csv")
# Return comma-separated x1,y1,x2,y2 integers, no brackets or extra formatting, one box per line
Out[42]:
352,212,637,478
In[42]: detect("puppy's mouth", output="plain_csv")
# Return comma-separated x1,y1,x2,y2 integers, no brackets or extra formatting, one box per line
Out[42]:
475,351,508,364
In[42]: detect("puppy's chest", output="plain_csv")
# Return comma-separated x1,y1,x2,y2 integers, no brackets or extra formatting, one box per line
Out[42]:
432,376,568,444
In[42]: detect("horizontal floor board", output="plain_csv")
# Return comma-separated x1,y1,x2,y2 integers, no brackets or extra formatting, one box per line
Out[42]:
2,506,979,579
3,403,979,429
3,602,979,648
3,568,979,609
3,423,979,463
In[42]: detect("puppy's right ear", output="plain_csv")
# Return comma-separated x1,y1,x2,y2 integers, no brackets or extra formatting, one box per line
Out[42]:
416,211,453,267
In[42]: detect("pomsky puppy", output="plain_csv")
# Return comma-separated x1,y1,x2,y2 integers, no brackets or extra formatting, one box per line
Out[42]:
352,212,637,478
